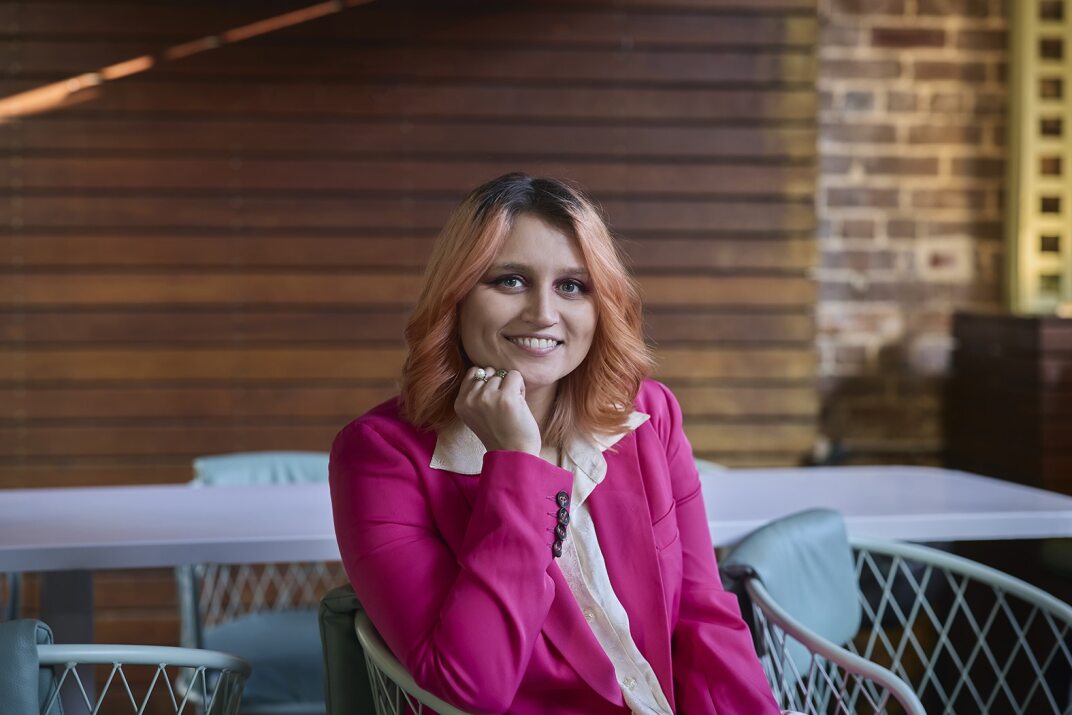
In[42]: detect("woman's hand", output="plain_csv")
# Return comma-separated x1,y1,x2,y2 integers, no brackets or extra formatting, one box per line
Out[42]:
455,366,542,457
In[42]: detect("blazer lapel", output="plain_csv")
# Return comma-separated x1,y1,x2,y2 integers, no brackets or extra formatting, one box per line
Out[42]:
588,440,675,700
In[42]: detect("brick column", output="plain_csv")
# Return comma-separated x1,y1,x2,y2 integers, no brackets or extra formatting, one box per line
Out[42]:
817,0,1007,463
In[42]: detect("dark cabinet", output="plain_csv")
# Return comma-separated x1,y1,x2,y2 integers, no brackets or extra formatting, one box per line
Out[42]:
946,312,1072,495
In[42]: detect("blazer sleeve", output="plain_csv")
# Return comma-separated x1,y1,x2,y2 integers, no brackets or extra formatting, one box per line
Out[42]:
649,382,781,714
329,420,573,714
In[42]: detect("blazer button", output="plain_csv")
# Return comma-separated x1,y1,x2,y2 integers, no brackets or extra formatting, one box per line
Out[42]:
556,507,570,526
554,523,568,541
555,490,570,508
552,539,563,558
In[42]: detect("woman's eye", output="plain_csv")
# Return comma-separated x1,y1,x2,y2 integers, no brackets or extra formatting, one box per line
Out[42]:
558,279,587,295
494,275,524,289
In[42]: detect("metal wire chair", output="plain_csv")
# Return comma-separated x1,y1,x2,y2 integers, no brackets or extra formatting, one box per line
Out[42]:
180,560,348,641
844,537,1072,714
743,569,928,714
37,643,250,714
177,452,346,714
353,611,471,715
727,509,1072,715
2,572,20,621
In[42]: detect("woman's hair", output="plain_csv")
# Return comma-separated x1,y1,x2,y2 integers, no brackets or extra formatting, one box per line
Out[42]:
400,172,654,445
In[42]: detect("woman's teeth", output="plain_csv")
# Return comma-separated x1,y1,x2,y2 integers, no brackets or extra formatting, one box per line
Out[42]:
510,337,558,350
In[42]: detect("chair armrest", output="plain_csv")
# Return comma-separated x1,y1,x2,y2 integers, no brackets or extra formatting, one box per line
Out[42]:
318,584,375,715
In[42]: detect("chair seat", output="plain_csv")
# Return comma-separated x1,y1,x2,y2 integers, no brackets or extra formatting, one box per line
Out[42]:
204,610,325,714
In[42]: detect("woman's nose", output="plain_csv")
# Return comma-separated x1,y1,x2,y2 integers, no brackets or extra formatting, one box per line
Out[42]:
522,286,558,326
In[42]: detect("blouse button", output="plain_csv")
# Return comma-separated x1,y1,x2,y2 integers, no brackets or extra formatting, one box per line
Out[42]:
583,608,595,622
622,677,637,690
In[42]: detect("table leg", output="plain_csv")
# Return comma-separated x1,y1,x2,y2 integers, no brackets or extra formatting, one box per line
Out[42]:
41,570,95,714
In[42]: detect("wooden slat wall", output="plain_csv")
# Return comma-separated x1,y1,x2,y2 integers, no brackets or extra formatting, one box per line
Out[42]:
2,0,818,651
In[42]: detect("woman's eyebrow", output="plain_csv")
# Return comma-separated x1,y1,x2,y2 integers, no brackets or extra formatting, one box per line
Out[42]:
493,262,589,277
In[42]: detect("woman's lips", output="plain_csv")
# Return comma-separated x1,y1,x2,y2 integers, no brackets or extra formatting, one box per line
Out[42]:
505,336,561,355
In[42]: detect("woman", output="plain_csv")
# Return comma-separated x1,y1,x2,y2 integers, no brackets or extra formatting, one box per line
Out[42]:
329,173,781,714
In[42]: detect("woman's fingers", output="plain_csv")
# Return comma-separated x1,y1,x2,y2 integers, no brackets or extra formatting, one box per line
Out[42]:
457,365,523,407
483,365,505,390
500,369,525,396
457,366,487,402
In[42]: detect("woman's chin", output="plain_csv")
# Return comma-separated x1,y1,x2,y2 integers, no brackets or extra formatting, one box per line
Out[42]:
517,371,565,392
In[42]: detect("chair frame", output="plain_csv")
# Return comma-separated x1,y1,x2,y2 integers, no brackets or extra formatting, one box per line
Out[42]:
37,643,250,715
739,535,1072,715
176,452,342,714
745,571,927,715
2,572,20,622
353,611,471,715
177,452,344,647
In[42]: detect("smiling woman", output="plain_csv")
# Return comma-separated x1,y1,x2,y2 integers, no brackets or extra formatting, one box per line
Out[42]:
328,174,782,714
456,214,597,453
402,173,652,452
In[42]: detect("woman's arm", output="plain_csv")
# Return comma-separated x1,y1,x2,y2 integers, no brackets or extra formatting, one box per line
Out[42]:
329,420,571,714
650,382,781,714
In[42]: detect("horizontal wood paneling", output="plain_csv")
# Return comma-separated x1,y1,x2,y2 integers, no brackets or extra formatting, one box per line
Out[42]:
0,346,814,381
2,1,816,42
2,158,816,197
0,309,813,344
0,347,407,380
0,384,817,420
17,43,818,85
1,79,819,121
0,0,820,472
3,463,207,488
5,0,818,661
3,196,814,232
0,415,816,456
1,119,819,159
4,236,816,270
0,273,814,307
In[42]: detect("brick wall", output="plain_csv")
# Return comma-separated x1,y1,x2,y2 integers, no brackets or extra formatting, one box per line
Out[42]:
817,0,1007,463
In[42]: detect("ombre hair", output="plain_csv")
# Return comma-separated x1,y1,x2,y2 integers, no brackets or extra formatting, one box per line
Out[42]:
400,173,654,447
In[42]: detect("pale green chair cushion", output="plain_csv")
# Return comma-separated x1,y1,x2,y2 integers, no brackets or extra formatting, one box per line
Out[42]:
0,619,61,714
193,452,329,487
204,610,324,712
723,508,862,671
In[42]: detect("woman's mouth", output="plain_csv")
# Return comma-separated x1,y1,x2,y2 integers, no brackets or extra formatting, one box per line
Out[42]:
506,336,562,354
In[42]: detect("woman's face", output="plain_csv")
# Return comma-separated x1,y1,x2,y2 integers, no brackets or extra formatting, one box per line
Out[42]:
459,213,597,398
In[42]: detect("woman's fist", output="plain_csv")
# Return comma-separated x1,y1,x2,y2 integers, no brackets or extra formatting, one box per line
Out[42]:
455,366,541,456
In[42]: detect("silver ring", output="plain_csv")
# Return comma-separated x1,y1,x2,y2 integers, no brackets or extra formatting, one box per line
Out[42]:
495,369,508,379
473,368,487,382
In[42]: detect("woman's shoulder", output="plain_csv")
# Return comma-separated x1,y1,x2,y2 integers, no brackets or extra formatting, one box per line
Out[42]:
631,379,688,448
633,378,680,417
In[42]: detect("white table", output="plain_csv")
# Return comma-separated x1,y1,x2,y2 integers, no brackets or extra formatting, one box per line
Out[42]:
0,482,337,714
2,463,1070,640
5,466,1072,579
700,465,1072,544
2,465,1071,638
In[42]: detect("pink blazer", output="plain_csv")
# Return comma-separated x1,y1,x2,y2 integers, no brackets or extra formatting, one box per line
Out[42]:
329,379,779,714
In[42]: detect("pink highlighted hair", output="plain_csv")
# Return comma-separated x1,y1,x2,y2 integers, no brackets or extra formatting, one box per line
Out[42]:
400,173,654,446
